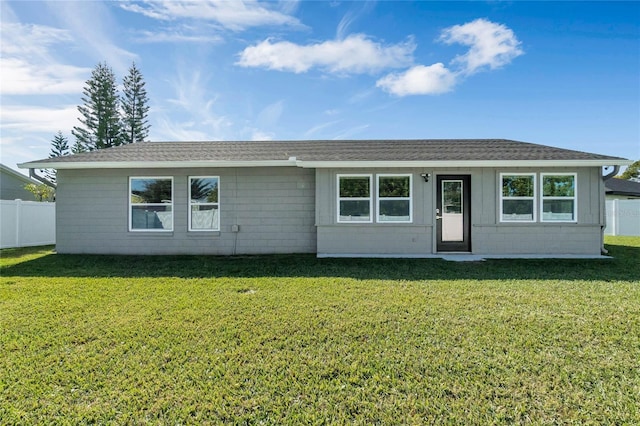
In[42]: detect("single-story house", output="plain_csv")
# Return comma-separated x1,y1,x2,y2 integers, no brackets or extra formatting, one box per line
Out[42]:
19,139,631,257
0,164,39,201
605,177,640,200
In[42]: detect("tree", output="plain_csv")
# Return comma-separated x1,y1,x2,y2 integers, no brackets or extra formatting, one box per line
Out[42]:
620,160,640,180
72,62,123,151
121,62,150,144
24,183,55,202
44,131,70,183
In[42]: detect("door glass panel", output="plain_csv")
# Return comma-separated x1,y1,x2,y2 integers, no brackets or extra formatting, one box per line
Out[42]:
442,180,463,242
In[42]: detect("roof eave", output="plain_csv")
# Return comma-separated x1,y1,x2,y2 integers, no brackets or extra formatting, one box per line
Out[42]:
18,158,632,170
296,159,633,168
18,160,299,170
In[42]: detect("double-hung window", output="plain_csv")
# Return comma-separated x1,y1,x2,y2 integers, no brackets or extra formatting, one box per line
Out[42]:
500,173,536,222
541,174,576,222
337,174,372,223
129,177,173,231
377,174,412,223
189,176,220,231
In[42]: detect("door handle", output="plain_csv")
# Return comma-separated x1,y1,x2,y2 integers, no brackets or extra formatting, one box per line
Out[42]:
436,215,442,220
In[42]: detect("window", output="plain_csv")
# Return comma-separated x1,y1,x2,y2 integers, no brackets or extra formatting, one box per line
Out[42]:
541,174,576,222
189,176,220,231
500,173,536,222
129,177,173,231
337,174,372,222
377,174,412,223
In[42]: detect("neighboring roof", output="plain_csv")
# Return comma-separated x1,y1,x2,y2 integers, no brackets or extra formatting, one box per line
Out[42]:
18,139,631,170
1,164,39,184
605,177,640,196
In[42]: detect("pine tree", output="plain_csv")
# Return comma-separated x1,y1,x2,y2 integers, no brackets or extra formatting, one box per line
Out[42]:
50,131,70,157
121,62,150,144
45,131,70,183
72,62,123,151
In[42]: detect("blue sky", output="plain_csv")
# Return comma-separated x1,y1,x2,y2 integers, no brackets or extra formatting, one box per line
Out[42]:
1,1,638,173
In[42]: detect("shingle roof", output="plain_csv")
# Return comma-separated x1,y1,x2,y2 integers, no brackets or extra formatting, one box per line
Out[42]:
19,139,628,168
605,177,640,196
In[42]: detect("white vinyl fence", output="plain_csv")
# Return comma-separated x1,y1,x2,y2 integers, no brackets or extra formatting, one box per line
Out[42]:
605,199,640,237
0,200,55,249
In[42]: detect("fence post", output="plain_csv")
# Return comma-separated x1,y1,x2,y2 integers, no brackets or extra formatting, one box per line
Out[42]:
15,199,22,247
612,199,618,236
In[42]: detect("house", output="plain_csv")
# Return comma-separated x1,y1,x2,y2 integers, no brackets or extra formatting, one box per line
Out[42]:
605,177,640,200
0,164,39,201
18,139,631,257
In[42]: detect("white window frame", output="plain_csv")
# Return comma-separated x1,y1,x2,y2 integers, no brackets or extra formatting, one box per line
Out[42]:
129,176,174,232
188,176,220,232
540,173,577,223
337,174,373,223
376,174,413,223
499,173,537,223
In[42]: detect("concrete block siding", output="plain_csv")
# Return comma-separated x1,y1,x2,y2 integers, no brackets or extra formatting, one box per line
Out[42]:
56,167,316,255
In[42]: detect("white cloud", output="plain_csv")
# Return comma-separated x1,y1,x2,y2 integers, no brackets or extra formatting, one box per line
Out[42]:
256,100,284,128
377,19,522,97
332,124,370,140
134,29,223,44
441,18,523,75
251,130,275,141
304,120,342,138
121,0,303,31
237,34,415,74
0,104,79,133
0,22,89,95
376,63,456,96
44,1,137,74
1,59,88,95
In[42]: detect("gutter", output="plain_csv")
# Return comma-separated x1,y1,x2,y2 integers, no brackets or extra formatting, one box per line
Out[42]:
29,168,56,189
19,158,633,170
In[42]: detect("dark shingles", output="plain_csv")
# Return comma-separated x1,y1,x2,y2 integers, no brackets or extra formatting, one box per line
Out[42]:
605,177,640,196
23,139,627,165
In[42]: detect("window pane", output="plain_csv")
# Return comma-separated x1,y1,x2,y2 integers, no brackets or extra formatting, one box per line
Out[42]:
502,200,534,221
379,176,410,197
131,205,172,230
379,200,410,222
339,200,370,221
131,179,172,203
502,175,534,197
543,175,575,197
443,181,462,213
191,205,219,230
339,177,370,198
542,200,575,221
191,178,219,203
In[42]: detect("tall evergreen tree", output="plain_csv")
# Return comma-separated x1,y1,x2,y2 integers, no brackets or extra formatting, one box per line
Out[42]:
121,62,150,144
45,131,70,183
72,62,123,151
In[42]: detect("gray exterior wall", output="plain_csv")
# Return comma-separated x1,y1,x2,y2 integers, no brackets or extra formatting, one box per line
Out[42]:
1,167,37,201
56,167,315,255
317,166,604,256
56,165,605,256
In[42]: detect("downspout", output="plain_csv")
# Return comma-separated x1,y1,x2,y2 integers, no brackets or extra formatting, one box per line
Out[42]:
600,166,619,255
29,168,57,189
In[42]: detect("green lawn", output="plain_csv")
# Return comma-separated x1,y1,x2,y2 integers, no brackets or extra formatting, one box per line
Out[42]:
1,237,639,424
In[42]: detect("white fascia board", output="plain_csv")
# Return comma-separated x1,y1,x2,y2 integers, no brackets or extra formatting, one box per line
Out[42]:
296,159,634,168
19,158,632,170
18,160,298,170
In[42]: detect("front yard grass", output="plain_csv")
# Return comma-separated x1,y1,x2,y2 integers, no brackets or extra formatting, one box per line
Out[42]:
1,237,639,424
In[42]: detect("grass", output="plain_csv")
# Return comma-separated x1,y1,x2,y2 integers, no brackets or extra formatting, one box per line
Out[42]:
1,237,639,424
